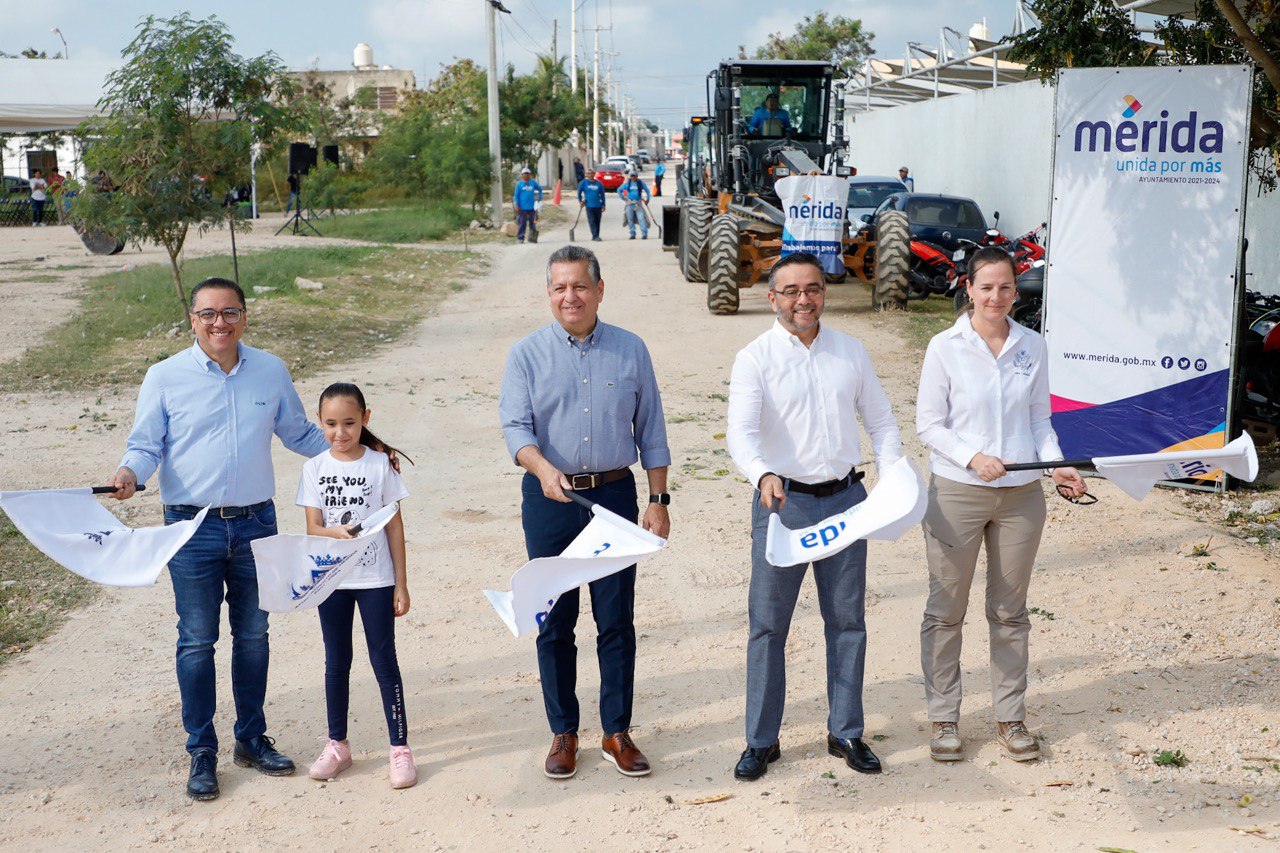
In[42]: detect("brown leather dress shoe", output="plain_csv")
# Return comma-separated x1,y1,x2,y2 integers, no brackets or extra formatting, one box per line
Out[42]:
544,732,579,779
601,731,652,777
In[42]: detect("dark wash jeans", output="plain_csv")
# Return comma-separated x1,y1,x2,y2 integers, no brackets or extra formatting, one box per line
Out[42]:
163,501,277,753
521,471,638,736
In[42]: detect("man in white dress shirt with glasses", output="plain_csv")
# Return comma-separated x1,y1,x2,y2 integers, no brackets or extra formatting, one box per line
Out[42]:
726,251,903,781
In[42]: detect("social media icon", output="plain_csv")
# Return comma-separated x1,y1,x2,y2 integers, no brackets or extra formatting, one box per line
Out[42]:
1178,357,1191,370
1161,356,1174,369
1194,358,1207,372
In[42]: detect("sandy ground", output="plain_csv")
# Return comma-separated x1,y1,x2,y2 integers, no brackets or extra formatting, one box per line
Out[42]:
0,209,1278,852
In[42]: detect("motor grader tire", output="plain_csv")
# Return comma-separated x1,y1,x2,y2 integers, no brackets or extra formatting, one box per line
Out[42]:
706,213,741,315
953,289,971,313
682,198,712,283
872,210,910,310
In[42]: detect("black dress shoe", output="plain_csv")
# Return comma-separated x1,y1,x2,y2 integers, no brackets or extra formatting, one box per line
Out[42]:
233,735,296,776
186,748,219,800
827,734,882,774
733,740,781,781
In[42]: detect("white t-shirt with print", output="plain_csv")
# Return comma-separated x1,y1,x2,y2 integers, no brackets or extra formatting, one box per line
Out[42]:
295,447,409,589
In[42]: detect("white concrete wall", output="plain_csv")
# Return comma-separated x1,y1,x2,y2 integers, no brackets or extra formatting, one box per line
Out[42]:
845,80,1280,293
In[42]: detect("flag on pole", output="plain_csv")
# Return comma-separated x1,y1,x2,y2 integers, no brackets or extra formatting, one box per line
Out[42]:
0,488,209,587
484,504,666,638
1091,433,1258,500
251,502,401,613
765,457,928,568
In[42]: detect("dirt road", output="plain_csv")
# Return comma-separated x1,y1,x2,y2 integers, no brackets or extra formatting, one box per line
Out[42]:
0,211,1277,851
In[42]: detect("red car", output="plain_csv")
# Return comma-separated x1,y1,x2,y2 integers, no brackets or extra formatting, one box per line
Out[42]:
594,166,625,190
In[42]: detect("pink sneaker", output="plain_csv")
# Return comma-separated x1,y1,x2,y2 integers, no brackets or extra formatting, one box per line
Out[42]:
308,739,352,781
389,745,417,789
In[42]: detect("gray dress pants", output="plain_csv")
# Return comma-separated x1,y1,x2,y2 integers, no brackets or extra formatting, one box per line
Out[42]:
746,481,869,748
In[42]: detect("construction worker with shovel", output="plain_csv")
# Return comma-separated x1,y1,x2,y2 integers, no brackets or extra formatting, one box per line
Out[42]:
617,170,650,240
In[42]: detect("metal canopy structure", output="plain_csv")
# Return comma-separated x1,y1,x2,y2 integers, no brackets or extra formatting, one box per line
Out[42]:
845,3,1040,114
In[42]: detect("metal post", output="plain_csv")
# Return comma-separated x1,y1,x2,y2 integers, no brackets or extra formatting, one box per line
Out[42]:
570,1,577,94
486,0,505,228
592,27,600,162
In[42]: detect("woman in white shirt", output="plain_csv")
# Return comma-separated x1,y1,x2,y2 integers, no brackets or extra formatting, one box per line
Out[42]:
915,247,1085,764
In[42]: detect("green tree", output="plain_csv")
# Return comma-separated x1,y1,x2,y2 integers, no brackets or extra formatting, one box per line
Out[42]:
72,13,295,317
738,12,874,73
500,55,591,177
1010,0,1279,189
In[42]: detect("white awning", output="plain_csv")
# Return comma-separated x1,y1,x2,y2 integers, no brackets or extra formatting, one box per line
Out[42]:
0,59,117,133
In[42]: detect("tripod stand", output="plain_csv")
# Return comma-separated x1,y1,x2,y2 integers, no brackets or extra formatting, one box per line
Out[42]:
274,175,321,236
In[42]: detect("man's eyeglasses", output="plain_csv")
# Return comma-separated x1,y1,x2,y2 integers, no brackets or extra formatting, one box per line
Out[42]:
191,308,245,325
771,285,825,301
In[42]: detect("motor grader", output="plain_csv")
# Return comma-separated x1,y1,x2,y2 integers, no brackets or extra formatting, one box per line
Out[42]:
661,60,909,314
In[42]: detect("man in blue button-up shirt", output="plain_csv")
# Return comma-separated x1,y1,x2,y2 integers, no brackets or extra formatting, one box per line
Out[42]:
107,277,327,800
499,244,671,781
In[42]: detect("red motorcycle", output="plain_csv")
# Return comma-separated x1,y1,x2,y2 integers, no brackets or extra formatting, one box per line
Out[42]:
950,222,1048,310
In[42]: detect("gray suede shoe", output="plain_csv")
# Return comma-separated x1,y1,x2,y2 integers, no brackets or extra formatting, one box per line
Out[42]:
930,722,963,762
997,721,1041,761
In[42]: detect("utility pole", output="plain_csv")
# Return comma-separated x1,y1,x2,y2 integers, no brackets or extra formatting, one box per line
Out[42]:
592,27,600,162
486,0,509,229
605,65,613,154
570,1,577,94
550,19,558,186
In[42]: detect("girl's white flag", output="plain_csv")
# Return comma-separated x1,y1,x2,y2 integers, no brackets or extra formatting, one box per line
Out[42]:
251,502,400,613
0,488,209,587
765,457,928,568
484,504,666,638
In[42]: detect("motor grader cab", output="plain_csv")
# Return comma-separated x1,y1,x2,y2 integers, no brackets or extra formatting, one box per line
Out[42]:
664,60,909,314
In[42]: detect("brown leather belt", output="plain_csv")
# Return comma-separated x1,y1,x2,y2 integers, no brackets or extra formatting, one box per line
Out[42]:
568,468,631,490
783,469,864,498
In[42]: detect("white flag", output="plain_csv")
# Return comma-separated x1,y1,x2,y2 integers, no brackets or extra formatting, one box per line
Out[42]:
0,488,209,587
1091,433,1258,500
765,457,928,568
484,504,666,638
251,502,401,613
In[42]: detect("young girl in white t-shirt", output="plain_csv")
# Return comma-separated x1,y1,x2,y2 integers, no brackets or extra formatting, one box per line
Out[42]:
296,382,416,789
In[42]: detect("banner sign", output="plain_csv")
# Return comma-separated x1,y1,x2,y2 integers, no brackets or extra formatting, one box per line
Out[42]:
484,505,666,639
252,502,400,612
765,456,927,568
1044,65,1252,463
776,174,848,275
0,488,208,587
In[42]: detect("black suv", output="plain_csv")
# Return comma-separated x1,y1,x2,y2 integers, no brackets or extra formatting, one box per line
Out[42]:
867,192,991,252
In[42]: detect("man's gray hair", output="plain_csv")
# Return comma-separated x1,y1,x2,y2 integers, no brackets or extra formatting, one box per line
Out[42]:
545,244,602,286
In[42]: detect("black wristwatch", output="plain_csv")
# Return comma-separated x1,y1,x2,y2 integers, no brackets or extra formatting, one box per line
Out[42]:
649,493,671,506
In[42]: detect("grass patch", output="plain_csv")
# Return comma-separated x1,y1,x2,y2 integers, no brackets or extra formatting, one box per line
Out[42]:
317,203,476,244
896,296,962,349
0,244,485,392
0,515,97,664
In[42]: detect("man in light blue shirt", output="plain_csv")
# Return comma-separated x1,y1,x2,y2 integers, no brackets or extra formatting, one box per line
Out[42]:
499,244,671,781
108,276,327,801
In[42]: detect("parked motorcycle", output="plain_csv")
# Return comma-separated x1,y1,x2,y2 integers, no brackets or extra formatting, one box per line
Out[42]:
1238,288,1280,428
950,222,1048,314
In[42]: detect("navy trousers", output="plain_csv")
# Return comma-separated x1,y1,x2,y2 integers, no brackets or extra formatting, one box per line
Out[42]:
521,471,638,735
586,206,603,239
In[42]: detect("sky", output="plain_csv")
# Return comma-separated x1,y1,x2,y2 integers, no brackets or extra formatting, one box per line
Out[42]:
2,0,1036,130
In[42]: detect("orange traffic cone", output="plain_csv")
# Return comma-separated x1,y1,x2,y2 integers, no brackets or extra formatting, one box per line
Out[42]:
552,179,562,205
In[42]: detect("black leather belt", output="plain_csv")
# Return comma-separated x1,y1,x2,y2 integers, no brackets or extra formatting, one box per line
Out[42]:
783,469,864,498
568,468,630,490
165,499,271,519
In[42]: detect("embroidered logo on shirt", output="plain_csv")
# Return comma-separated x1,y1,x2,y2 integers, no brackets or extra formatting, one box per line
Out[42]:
254,401,267,406
1013,349,1033,376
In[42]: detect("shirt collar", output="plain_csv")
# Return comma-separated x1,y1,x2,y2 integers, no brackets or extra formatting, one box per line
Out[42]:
769,318,823,348
950,312,1026,350
188,340,247,375
559,319,605,348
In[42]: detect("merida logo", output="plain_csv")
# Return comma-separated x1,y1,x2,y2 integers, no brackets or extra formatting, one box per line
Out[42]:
787,200,844,221
309,554,344,568
1074,99,1223,155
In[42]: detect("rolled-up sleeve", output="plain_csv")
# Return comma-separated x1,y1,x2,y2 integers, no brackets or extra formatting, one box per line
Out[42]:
727,350,769,488
499,347,538,464
915,339,979,469
633,344,671,469
854,346,903,469
274,367,328,458
119,368,166,485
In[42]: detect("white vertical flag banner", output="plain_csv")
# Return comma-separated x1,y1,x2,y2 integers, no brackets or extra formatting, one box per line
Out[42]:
484,505,666,639
775,174,849,275
1045,65,1252,465
0,488,209,587
251,502,401,613
765,456,927,568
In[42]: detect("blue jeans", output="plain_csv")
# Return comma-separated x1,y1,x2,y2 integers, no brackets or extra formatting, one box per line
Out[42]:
746,481,870,747
516,209,536,240
521,471,638,735
163,501,277,753
586,206,603,239
624,203,648,237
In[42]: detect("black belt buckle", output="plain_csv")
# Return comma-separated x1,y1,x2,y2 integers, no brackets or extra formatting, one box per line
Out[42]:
570,473,601,490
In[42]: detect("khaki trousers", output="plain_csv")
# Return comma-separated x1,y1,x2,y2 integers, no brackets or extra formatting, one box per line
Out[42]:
920,476,1046,723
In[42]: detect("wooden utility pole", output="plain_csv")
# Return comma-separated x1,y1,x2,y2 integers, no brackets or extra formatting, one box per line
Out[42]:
486,0,509,228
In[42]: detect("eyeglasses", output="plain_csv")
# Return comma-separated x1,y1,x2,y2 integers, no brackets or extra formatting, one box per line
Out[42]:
191,308,245,325
771,285,825,301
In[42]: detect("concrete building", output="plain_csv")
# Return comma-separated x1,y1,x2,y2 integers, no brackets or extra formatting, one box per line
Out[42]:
284,44,416,158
